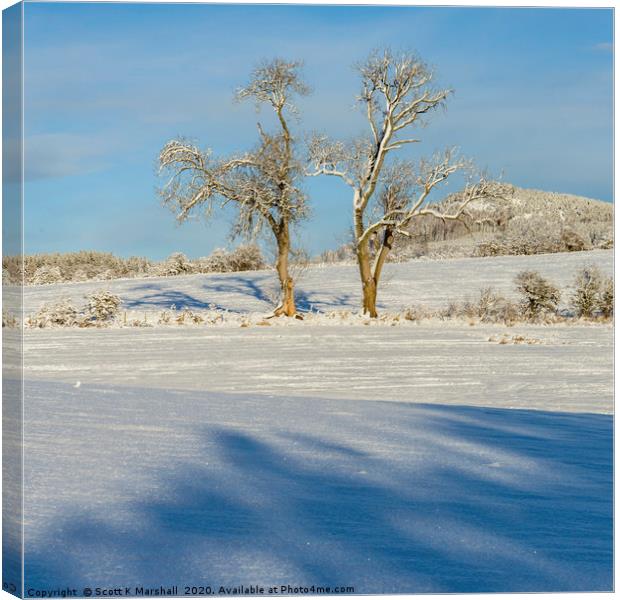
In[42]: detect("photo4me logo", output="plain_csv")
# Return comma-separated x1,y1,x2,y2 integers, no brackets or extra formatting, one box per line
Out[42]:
215,586,355,595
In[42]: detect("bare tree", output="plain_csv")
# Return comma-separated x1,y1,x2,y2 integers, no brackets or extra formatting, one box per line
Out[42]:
308,49,512,317
158,59,309,316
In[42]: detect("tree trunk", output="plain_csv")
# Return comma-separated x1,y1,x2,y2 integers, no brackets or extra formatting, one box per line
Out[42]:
356,228,394,318
273,221,297,317
362,278,378,317
354,206,379,318
357,244,378,318
372,228,394,292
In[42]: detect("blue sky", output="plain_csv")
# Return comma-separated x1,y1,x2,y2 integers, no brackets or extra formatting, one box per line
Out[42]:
20,2,613,259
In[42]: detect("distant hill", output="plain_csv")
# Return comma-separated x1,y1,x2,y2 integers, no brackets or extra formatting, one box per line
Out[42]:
425,186,614,258
318,186,613,263
448,186,612,237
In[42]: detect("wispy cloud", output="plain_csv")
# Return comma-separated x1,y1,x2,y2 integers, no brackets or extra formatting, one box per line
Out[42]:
594,42,613,52
24,133,123,181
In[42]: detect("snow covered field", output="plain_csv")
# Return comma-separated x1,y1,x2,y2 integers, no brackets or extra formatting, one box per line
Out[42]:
15,251,614,593
23,249,613,316
23,324,612,413
18,381,612,593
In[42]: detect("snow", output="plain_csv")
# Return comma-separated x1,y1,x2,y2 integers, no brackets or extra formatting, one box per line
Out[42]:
16,379,611,593
23,323,612,413
22,249,613,316
12,250,614,593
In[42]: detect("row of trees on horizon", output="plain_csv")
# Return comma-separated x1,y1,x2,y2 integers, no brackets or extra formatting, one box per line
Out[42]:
158,48,513,318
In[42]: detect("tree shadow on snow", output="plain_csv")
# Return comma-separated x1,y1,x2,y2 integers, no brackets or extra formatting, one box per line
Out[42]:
121,275,364,314
25,398,612,594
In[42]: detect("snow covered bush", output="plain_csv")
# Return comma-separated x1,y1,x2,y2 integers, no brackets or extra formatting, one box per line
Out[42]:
157,310,172,325
515,271,560,319
569,267,614,319
2,310,18,328
474,240,504,257
2,256,23,284
175,309,204,325
561,228,591,252
124,256,152,277
129,318,152,328
226,244,265,272
570,266,603,318
475,222,597,258
155,252,194,277
30,299,79,328
195,249,230,273
31,266,63,285
14,251,153,284
402,306,432,322
317,244,355,264
476,288,520,324
598,278,614,319
86,290,121,323
195,244,265,273
71,269,89,282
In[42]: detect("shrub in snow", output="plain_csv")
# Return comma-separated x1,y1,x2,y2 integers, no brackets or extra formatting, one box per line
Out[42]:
476,288,520,324
195,249,229,273
402,306,431,322
229,244,265,271
204,309,225,325
72,269,89,282
99,269,116,281
20,251,153,284
317,244,355,264
86,290,121,323
475,240,503,257
175,309,204,325
598,278,614,319
31,299,79,328
569,267,613,319
157,310,172,325
2,256,23,284
435,301,461,321
475,222,596,258
124,256,152,276
2,310,18,328
561,228,591,252
156,252,194,277
570,266,602,318
195,244,265,274
129,318,152,328
31,266,63,285
514,271,560,319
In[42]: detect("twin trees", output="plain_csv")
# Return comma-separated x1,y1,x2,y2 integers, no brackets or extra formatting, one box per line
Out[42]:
158,50,512,318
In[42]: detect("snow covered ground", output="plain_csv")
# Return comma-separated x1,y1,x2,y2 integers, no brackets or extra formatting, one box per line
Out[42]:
14,250,614,593
18,380,612,593
23,323,612,413
23,249,613,316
